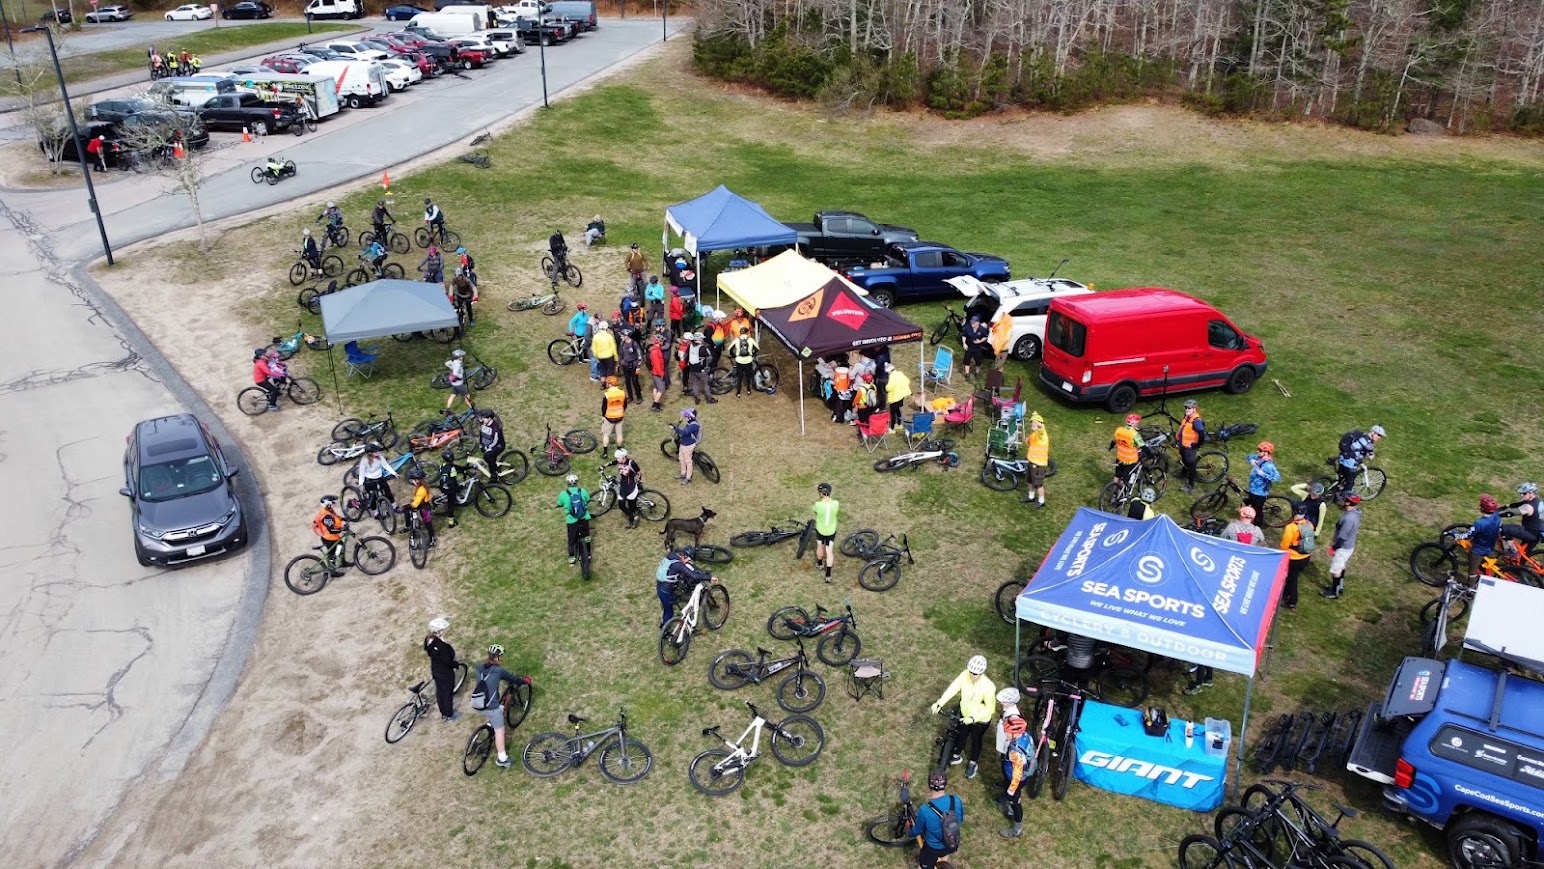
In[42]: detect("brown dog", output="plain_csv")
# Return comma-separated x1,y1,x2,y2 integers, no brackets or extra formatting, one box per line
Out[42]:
661,507,716,550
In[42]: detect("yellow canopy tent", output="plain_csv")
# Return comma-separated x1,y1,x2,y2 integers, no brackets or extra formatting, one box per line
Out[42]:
715,249,866,315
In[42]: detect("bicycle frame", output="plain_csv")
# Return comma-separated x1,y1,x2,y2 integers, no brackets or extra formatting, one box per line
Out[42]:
409,427,463,454
712,710,769,768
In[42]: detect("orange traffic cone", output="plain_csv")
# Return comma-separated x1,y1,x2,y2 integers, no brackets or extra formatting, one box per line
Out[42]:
381,170,390,191
242,127,252,143
173,141,185,159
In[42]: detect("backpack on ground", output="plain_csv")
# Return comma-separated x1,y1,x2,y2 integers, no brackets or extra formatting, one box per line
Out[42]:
1294,520,1316,555
470,665,499,711
566,488,588,520
930,796,962,851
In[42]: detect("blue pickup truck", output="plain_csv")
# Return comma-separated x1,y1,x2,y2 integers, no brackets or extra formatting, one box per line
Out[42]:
842,241,1010,308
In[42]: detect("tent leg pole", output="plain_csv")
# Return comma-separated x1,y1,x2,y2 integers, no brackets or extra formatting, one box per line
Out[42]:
798,360,805,436
1233,677,1255,799
329,348,342,415
1261,606,1280,682
1013,616,1021,694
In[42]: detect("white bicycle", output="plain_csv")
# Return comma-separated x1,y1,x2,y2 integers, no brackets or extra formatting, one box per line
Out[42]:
687,701,824,796
659,576,730,665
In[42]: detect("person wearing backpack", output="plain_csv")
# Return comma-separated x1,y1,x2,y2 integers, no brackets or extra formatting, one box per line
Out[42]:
907,770,963,868
1336,425,1385,492
557,474,591,567
471,644,530,769
998,697,1032,840
1277,502,1315,610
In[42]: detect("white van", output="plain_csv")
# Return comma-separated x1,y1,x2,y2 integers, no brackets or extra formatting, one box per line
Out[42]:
407,11,483,33
299,60,388,109
232,72,342,119
304,0,362,19
437,4,494,27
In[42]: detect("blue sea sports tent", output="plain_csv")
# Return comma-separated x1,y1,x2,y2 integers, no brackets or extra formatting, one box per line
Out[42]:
1015,508,1287,792
663,185,798,258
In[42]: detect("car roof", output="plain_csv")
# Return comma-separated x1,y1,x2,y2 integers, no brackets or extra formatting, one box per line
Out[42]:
133,414,208,462
947,275,1090,304
1439,659,1544,738
892,241,957,253
1464,578,1544,673
1051,287,1212,318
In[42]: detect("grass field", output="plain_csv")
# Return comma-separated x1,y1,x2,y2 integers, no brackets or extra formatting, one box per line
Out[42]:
40,22,359,83
205,46,1544,869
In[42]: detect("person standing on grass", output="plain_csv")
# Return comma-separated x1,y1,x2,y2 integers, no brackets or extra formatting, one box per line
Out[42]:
1277,502,1314,611
472,644,529,769
908,770,963,869
614,448,643,529
1020,412,1050,509
591,320,617,380
617,329,644,403
673,408,700,484
729,327,758,397
962,314,991,380
997,694,1030,839
811,483,840,582
931,655,995,780
686,333,716,405
625,242,647,286
423,617,459,721
668,287,685,338
989,309,1013,372
1177,399,1206,493
1222,505,1264,546
477,408,505,469
884,363,911,430
647,333,668,412
644,274,665,327
1110,413,1145,487
444,349,474,412
1322,494,1362,599
1246,441,1280,529
600,376,628,450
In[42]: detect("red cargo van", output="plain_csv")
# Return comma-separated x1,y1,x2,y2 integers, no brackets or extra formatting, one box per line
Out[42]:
1038,287,1267,413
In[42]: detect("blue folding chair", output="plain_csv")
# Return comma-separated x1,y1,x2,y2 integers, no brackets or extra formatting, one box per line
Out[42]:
920,346,954,390
903,411,936,448
344,340,378,378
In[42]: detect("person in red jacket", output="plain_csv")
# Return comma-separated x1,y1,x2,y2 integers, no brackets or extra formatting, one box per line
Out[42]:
668,287,685,338
647,333,668,412
252,348,281,411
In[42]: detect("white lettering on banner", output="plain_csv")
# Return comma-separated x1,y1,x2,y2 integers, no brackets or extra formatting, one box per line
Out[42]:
1240,568,1260,615
1213,555,1246,615
1190,547,1216,574
1067,522,1107,578
1081,751,1215,789
1134,554,1165,585
1453,784,1544,821
1102,528,1130,548
1079,581,1206,620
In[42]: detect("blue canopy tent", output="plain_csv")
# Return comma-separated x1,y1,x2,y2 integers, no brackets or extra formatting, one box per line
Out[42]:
1015,508,1287,793
663,185,798,310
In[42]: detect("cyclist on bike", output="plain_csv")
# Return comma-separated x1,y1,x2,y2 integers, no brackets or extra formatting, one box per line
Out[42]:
1336,425,1385,492
549,229,568,268
909,770,964,867
454,246,477,289
264,155,287,180
423,197,445,238
996,688,1029,840
473,644,530,769
931,654,995,780
437,449,465,530
356,442,396,510
1245,441,1281,529
315,200,344,237
418,244,443,284
405,467,436,546
252,348,283,411
477,408,505,469
1178,399,1206,493
672,407,701,485
1110,413,1145,486
1502,482,1543,556
361,238,388,278
300,227,322,277
450,274,476,330
424,616,459,721
1470,494,1503,580
656,548,713,626
1323,493,1362,600
1021,412,1050,509
313,495,347,573
371,199,393,245
557,473,591,566
565,302,591,346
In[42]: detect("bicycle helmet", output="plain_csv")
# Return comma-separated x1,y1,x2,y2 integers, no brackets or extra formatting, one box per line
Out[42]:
681,408,697,419
565,473,579,485
302,227,311,236
366,441,383,453
428,617,449,633
327,200,335,208
630,242,639,249
576,302,588,310
487,643,504,657
442,449,455,464
1184,399,1198,409
996,687,1020,705
1520,482,1538,495
1308,481,1325,496
407,468,426,481
1238,505,1256,520
1257,441,1275,454
928,771,948,791
817,482,832,496
614,448,627,460
376,199,384,207
1002,714,1028,738
1480,494,1499,514
1029,412,1044,424
452,348,466,358
967,655,988,676
253,348,267,360
319,494,338,506
1125,413,1141,425
424,196,432,204
455,247,466,255
1370,425,1387,438
1343,494,1361,505
597,320,609,330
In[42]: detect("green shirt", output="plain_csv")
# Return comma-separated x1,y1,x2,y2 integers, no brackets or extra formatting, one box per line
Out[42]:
812,499,839,536
557,487,591,523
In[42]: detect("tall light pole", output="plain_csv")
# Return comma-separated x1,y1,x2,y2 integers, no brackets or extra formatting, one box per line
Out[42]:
0,0,22,86
24,24,114,265
660,0,666,42
536,15,547,107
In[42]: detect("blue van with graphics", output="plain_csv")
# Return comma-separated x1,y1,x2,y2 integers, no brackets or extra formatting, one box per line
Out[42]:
1348,653,1544,868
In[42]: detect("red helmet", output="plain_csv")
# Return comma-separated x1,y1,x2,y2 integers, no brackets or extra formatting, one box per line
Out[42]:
1002,714,1027,738
576,302,588,310
1125,414,1141,426
1480,494,1499,513
1258,441,1275,454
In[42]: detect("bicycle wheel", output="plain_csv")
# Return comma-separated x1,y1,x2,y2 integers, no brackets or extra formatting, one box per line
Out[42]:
251,167,266,184
330,418,363,442
709,367,734,395
770,714,825,765
462,725,493,776
996,579,1026,624
754,364,779,391
865,813,914,847
317,443,345,466
562,430,598,454
796,521,815,560
840,529,879,558
729,531,768,548
1189,490,1229,521
598,737,653,784
1260,495,1293,529
1410,542,1460,587
1214,807,1280,866
321,254,344,277
471,366,497,391
287,378,322,405
1025,737,1050,798
981,463,1020,492
283,554,330,595
1098,480,1128,513
637,490,670,522
439,229,461,250
874,455,912,472
767,606,809,641
1177,834,1232,869
702,584,730,630
504,680,533,730
1419,592,1470,625
496,451,529,485
539,255,555,281
474,483,512,518
707,649,752,689
1353,466,1388,501
429,328,456,343
579,537,592,581
345,267,369,287
238,386,277,416
453,662,468,692
659,438,679,459
288,261,308,286
298,287,322,314
382,263,406,280
408,521,428,569
688,748,743,796
1195,450,1228,484
520,732,574,777
858,558,901,592
546,338,578,365
339,485,367,520
776,669,826,713
561,263,582,287
1051,728,1076,800
533,451,569,476
385,702,419,744
1440,523,1472,548
541,296,566,315
1015,654,1061,695
695,451,721,484
429,372,451,390
1140,465,1169,501
817,626,861,666
1094,665,1148,707
688,544,732,565
1339,840,1396,869
413,226,431,248
353,535,397,575
659,617,691,666
590,487,617,517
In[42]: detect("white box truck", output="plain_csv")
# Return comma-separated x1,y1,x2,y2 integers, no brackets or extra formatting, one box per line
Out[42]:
300,61,388,109
232,71,342,120
436,4,495,27
407,11,483,34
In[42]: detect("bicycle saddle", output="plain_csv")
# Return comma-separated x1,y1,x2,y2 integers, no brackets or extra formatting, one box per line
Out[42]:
701,725,721,737
567,714,586,725
409,680,427,693
756,647,771,657
814,605,829,615
1334,804,1358,819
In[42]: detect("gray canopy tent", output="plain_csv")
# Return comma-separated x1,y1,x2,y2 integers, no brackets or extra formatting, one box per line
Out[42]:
317,279,462,407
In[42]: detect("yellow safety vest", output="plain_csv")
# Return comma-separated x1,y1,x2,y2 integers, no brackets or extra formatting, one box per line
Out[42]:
1026,427,1049,466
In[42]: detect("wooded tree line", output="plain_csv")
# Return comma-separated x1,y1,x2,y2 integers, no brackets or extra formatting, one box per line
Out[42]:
692,0,1544,133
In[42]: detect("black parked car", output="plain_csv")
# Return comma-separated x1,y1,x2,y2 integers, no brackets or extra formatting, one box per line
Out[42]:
222,1,272,18
120,414,247,567
38,7,72,23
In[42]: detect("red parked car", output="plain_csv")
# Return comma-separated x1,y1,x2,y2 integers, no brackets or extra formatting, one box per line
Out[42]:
260,55,311,74
449,44,489,68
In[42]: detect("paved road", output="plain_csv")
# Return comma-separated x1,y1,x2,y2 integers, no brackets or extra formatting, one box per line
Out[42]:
0,17,315,64
0,19,678,868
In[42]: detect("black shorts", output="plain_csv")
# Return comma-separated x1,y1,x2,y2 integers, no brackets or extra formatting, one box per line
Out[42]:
918,844,956,869
450,382,469,396
964,347,987,364
1027,463,1048,487
817,532,835,545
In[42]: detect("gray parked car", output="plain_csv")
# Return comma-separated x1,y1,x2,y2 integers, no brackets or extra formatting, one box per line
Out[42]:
120,413,246,566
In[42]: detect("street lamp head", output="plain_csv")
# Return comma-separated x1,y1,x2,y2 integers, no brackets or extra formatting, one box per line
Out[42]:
21,26,45,33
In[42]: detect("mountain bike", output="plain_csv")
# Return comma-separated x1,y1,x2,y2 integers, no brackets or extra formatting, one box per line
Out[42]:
1015,633,1148,707
359,223,411,255
317,439,368,467
342,451,433,490
730,519,815,558
1222,779,1396,869
660,429,721,483
659,576,729,665
1188,475,1293,529
933,706,963,774
530,424,599,476
267,322,329,360
297,279,342,315
687,701,824,796
341,483,398,534
384,663,467,743
709,357,779,395
506,286,566,315
864,769,918,847
462,676,535,776
1098,449,1169,513
331,411,399,449
409,407,479,441
679,544,733,564
403,419,475,457
590,463,671,522
1409,530,1541,587
346,256,406,287
1137,416,1232,485
401,503,432,569
320,221,349,249
708,638,826,713
415,222,462,250
288,249,344,286
390,325,458,343
463,452,529,488
452,474,513,518
430,350,497,391
875,437,960,472
930,303,964,346
546,333,586,366
1312,459,1389,502
521,707,653,784
237,375,322,416
284,528,397,595
1420,576,1476,658
980,454,1058,491
540,252,582,287
1028,680,1085,801
766,600,861,666
859,533,913,592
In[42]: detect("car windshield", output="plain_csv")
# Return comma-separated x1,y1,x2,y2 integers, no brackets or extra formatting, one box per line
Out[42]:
138,454,223,502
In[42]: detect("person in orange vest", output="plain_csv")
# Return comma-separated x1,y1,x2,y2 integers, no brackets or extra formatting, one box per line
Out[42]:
312,494,348,572
1020,412,1050,509
599,375,628,450
1177,399,1207,493
725,308,752,342
1109,413,1145,487
1277,502,1315,611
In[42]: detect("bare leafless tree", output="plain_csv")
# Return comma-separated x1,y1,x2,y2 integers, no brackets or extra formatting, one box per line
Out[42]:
114,118,215,251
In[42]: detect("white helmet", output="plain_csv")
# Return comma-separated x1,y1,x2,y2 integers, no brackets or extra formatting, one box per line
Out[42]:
1370,424,1387,438
996,687,1020,705
428,617,449,633
327,200,336,207
565,473,579,485
597,320,609,330
967,655,988,676
302,227,311,235
614,448,628,460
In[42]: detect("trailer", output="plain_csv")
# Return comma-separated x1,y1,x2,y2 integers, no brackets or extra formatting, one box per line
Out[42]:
232,71,342,120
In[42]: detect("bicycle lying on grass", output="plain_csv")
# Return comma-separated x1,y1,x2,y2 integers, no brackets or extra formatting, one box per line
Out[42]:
730,518,814,557
875,437,960,473
530,424,599,476
858,533,913,592
864,769,918,847
709,638,826,713
521,708,652,784
284,528,396,595
384,663,467,743
766,600,861,666
688,701,824,796
331,411,398,449
506,286,566,315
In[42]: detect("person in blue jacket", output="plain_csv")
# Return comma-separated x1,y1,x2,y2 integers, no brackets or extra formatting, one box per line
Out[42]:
907,770,963,868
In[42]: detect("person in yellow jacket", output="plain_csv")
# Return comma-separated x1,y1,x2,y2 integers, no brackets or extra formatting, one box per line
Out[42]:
1110,413,1145,485
590,320,618,381
1020,412,1050,509
989,309,1013,371
930,655,996,779
883,363,910,429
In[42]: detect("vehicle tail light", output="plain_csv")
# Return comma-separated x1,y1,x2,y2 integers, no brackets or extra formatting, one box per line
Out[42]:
272,109,280,117
1081,367,1092,385
1394,757,1415,789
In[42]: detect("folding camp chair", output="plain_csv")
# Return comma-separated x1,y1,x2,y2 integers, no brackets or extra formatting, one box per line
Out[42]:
344,340,378,379
845,658,890,701
919,346,953,390
943,396,975,437
857,412,891,453
903,411,936,449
